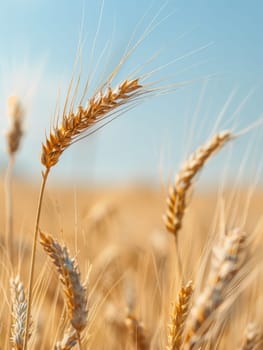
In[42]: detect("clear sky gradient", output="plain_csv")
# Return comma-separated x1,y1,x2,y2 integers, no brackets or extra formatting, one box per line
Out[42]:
0,0,262,186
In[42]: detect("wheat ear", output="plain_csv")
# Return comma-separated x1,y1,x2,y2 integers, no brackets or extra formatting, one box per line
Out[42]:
6,96,24,156
5,96,25,265
166,281,193,350
10,276,30,350
40,231,88,347
239,323,263,350
54,327,79,350
24,77,145,350
125,312,150,350
184,228,246,350
164,131,231,238
41,79,143,169
164,131,231,282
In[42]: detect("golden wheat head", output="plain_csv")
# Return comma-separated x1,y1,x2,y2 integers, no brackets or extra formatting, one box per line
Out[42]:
164,131,231,238
10,276,31,350
41,79,143,170
39,231,88,334
184,228,246,350
167,280,193,350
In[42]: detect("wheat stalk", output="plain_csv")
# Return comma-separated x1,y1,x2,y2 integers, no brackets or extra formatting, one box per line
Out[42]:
10,276,30,350
164,131,231,238
24,77,146,350
54,328,79,350
239,323,263,350
166,281,193,350
40,231,88,342
105,302,128,335
125,311,150,350
184,228,246,350
5,96,25,265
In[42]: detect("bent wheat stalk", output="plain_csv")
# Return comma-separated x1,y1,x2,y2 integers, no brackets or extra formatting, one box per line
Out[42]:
23,78,146,350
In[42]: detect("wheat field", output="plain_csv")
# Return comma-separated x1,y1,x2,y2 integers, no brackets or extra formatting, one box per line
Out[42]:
1,5,263,349
1,133,263,349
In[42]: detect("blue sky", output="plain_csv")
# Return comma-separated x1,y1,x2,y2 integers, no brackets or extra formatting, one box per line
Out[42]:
0,0,262,186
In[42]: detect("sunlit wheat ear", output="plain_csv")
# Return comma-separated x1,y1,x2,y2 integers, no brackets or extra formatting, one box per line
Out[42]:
39,231,88,339
104,303,128,336
10,276,31,350
125,310,150,350
184,228,246,350
164,131,231,238
6,95,24,156
166,281,193,350
41,79,144,170
240,323,263,350
54,327,78,350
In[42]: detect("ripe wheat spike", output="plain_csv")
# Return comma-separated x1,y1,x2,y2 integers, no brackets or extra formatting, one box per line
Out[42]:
39,231,88,338
166,281,193,350
164,131,231,238
184,228,246,350
10,276,31,350
41,79,144,169
240,323,263,350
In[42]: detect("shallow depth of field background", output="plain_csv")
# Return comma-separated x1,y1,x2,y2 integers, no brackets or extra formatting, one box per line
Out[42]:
0,0,263,186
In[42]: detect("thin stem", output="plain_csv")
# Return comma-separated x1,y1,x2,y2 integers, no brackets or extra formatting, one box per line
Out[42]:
77,332,82,350
5,154,15,266
23,168,50,350
175,235,184,285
